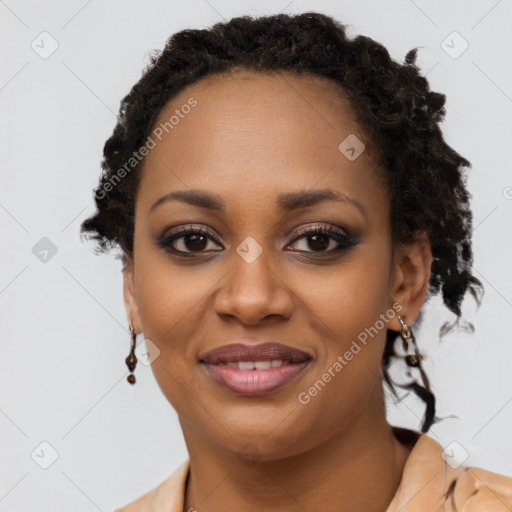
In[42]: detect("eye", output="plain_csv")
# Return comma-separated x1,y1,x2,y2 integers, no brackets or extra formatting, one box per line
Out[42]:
157,223,357,257
157,225,223,256
287,224,357,254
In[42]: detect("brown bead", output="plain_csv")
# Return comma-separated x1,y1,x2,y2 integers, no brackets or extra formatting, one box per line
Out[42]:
405,354,421,367
127,374,136,384
125,353,137,372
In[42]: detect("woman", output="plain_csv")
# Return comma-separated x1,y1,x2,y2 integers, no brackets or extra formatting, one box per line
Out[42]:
80,12,512,511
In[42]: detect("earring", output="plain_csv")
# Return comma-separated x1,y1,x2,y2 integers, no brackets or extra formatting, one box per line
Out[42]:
397,315,422,368
125,323,138,385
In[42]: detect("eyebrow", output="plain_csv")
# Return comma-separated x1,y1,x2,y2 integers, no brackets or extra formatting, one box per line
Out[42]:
149,188,367,219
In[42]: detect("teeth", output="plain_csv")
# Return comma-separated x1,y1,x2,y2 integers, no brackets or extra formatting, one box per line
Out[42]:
223,359,286,370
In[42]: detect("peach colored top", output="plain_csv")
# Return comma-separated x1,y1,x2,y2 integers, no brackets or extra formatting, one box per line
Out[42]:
114,431,512,511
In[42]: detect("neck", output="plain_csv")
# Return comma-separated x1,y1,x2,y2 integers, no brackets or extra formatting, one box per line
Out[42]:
181,392,418,512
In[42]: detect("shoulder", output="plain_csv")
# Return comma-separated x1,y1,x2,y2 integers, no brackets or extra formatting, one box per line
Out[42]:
386,430,512,511
450,465,512,510
113,459,190,512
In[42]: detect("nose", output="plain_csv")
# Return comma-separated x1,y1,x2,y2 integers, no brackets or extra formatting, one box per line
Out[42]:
214,249,294,325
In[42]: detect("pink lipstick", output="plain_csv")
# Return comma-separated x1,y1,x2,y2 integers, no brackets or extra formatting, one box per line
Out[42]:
199,342,312,396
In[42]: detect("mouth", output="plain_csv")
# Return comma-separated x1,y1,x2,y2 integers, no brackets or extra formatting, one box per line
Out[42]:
198,342,312,396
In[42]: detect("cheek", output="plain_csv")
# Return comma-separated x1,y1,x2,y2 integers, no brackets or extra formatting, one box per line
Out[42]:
132,255,206,412
311,256,391,345
132,251,223,395
301,256,390,401
133,250,209,339
296,290,387,445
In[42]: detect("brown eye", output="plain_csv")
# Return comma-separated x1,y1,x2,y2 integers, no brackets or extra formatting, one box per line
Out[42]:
180,232,208,252
157,225,223,255
287,225,357,254
305,233,330,251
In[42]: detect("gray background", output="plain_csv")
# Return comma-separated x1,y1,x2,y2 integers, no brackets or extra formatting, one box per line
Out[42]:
1,0,511,510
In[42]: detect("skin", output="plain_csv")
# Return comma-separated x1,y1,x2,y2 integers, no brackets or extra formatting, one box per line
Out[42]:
122,69,433,512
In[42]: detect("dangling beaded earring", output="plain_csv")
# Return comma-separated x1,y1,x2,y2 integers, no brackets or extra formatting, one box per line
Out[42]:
396,314,436,433
125,322,138,385
397,315,422,368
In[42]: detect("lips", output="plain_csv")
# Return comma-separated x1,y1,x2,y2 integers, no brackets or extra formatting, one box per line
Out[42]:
199,342,312,396
198,342,312,365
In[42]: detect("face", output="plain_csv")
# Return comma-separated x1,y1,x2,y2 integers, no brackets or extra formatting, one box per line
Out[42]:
123,69,432,460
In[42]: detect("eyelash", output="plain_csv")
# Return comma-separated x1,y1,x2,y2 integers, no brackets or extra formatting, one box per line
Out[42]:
157,223,357,257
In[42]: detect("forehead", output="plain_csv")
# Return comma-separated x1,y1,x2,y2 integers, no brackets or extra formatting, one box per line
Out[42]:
150,68,361,147
137,69,386,221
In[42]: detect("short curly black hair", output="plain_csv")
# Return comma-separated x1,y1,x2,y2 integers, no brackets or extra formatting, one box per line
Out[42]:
80,11,484,434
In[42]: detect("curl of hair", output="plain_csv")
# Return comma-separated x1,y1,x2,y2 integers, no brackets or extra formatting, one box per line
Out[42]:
80,12,484,433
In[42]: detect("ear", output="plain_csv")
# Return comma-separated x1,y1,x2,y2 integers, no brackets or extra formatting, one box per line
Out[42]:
122,257,142,333
387,230,433,331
